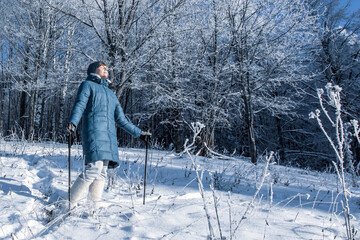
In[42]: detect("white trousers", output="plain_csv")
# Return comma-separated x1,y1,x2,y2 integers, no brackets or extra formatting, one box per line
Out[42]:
79,160,109,182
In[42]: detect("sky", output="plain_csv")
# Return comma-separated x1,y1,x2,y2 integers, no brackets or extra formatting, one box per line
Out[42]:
341,0,360,12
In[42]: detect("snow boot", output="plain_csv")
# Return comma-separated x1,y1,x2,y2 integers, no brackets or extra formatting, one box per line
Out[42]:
70,177,91,207
88,179,105,209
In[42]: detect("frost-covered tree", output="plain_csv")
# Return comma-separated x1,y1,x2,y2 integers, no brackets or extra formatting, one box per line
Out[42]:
306,0,360,169
136,0,194,152
0,0,55,139
145,0,235,154
0,0,88,140
192,0,234,155
225,0,318,164
314,0,360,116
49,0,186,98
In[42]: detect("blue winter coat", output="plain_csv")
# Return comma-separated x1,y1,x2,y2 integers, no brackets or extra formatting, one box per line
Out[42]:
69,74,141,167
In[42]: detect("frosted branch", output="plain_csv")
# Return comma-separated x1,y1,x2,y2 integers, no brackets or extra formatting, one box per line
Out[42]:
317,87,335,126
351,120,360,144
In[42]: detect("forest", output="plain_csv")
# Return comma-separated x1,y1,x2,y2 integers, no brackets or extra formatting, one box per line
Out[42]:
0,0,359,172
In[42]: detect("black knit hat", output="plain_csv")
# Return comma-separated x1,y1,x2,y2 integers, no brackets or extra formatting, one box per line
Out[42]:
87,61,104,75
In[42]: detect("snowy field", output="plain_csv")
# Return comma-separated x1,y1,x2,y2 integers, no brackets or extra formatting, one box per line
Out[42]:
0,140,359,240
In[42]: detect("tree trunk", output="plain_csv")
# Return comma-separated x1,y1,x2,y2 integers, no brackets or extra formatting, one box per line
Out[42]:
172,109,183,153
52,105,56,141
243,92,257,164
248,115,257,164
39,96,46,139
276,116,286,165
19,90,28,137
0,44,4,136
19,46,31,137
59,26,74,135
7,87,11,135
28,89,38,140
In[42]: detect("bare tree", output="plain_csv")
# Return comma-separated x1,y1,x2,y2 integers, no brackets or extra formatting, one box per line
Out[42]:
309,0,360,168
0,0,86,140
47,0,186,98
225,0,318,164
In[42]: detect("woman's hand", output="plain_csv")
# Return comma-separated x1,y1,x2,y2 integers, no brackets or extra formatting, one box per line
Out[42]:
140,131,152,142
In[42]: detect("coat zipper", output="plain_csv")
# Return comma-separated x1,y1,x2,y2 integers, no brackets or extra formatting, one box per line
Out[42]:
103,85,113,156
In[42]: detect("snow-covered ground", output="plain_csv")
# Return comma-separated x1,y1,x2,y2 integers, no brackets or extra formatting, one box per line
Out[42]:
0,140,359,240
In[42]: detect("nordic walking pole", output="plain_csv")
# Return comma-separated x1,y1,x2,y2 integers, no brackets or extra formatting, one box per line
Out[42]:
68,131,72,211
143,137,149,205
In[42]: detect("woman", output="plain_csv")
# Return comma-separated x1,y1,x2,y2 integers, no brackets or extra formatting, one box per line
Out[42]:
68,61,150,207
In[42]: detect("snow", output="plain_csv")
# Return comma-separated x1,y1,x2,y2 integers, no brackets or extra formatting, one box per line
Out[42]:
0,140,359,240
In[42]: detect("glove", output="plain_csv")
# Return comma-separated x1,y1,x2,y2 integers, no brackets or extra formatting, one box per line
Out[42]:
67,123,76,133
140,131,152,142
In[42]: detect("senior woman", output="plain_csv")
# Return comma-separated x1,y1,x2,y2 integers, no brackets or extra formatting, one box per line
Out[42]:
68,61,150,208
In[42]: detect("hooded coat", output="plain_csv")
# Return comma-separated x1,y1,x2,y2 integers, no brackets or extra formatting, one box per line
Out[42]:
69,63,141,167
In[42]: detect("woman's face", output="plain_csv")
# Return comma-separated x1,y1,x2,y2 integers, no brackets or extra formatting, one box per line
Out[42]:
95,65,108,79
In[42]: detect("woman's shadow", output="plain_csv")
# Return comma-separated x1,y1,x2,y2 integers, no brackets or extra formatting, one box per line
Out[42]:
0,177,51,204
